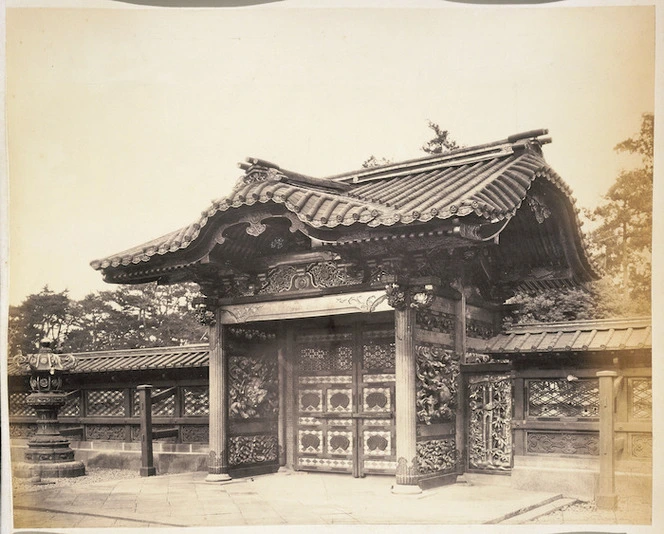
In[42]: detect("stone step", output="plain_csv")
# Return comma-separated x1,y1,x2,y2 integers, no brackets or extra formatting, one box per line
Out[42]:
497,497,577,524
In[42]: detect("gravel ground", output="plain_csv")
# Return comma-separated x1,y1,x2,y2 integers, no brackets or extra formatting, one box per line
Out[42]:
11,467,139,494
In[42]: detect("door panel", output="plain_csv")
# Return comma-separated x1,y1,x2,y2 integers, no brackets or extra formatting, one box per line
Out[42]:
294,324,396,476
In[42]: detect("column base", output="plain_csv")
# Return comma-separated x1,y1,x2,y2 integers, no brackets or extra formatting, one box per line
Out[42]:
205,472,233,483
596,493,617,510
391,483,422,495
140,466,157,477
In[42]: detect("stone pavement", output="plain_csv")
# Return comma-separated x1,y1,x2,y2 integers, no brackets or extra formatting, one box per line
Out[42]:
9,470,648,528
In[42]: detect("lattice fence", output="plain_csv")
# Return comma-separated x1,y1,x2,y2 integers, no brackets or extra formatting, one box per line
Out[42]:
527,378,599,418
629,378,652,420
86,389,127,417
183,386,209,416
8,392,36,416
132,388,176,417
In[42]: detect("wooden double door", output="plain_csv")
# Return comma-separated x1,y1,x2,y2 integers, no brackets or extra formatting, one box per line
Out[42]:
294,321,397,477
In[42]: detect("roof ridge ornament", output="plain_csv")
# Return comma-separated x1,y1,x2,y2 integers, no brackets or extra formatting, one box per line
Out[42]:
238,157,351,192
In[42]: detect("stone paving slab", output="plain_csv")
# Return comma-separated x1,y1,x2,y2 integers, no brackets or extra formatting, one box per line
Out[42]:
10,470,644,529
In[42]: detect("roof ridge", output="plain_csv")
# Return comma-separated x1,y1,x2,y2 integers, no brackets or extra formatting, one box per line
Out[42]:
325,129,550,184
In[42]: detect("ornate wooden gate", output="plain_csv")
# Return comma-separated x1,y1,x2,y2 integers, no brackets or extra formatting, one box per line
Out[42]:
295,325,396,476
467,374,512,472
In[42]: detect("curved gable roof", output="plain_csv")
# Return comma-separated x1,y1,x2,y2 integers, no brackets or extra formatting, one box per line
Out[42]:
91,130,600,287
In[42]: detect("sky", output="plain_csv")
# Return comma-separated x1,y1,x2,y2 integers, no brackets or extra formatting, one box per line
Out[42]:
4,2,657,305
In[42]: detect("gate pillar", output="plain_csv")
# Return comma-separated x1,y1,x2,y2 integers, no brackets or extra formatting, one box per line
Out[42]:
596,370,617,509
392,306,421,493
206,310,232,482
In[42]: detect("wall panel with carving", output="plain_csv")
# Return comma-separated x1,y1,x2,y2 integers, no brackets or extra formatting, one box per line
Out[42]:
415,343,459,425
416,438,457,475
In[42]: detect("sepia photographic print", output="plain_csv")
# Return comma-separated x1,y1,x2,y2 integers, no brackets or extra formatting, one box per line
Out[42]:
1,1,660,533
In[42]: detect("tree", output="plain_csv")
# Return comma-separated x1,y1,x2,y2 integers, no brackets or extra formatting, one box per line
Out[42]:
507,113,654,323
361,155,393,168
8,282,208,357
8,286,79,355
503,278,627,326
421,120,461,154
588,113,653,314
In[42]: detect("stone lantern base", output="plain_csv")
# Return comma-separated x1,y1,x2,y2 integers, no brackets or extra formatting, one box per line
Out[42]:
13,392,86,479
14,460,86,479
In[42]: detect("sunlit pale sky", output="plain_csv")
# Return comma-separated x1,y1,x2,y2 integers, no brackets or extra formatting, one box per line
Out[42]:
5,3,656,305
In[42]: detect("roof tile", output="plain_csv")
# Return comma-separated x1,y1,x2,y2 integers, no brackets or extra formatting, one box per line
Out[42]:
484,318,651,355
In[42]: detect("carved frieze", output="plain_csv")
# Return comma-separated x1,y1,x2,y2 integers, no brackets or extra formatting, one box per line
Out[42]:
386,282,435,311
526,431,599,456
229,434,279,466
466,318,495,340
257,261,365,295
416,308,455,334
416,344,459,424
227,326,277,342
87,424,127,441
308,261,364,288
416,439,457,475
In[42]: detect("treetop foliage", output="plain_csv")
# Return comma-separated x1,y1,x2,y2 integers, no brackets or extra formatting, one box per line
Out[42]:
421,120,461,155
8,283,207,357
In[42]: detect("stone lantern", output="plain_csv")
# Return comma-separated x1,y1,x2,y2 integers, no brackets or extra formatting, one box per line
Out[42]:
13,340,85,478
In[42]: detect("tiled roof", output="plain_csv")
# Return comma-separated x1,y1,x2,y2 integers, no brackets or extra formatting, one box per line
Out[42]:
8,345,209,376
90,130,595,274
482,317,651,354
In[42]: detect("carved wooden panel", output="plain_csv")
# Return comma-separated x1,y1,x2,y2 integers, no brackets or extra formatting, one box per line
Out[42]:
631,433,652,458
416,344,459,424
526,431,599,456
466,318,495,339
228,354,278,420
229,435,279,466
417,438,457,475
86,424,128,441
181,425,209,443
9,423,37,438
416,308,455,334
467,374,512,471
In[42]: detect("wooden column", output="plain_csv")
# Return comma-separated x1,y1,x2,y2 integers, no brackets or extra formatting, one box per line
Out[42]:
392,307,421,494
206,311,231,482
285,326,296,470
596,370,617,509
137,385,156,477
277,327,288,471
454,287,467,474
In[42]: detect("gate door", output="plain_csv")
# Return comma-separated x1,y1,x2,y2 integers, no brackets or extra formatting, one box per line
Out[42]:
467,374,512,472
295,325,396,476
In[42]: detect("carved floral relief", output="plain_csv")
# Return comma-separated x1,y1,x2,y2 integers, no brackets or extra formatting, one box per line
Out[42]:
415,344,459,424
228,355,279,420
